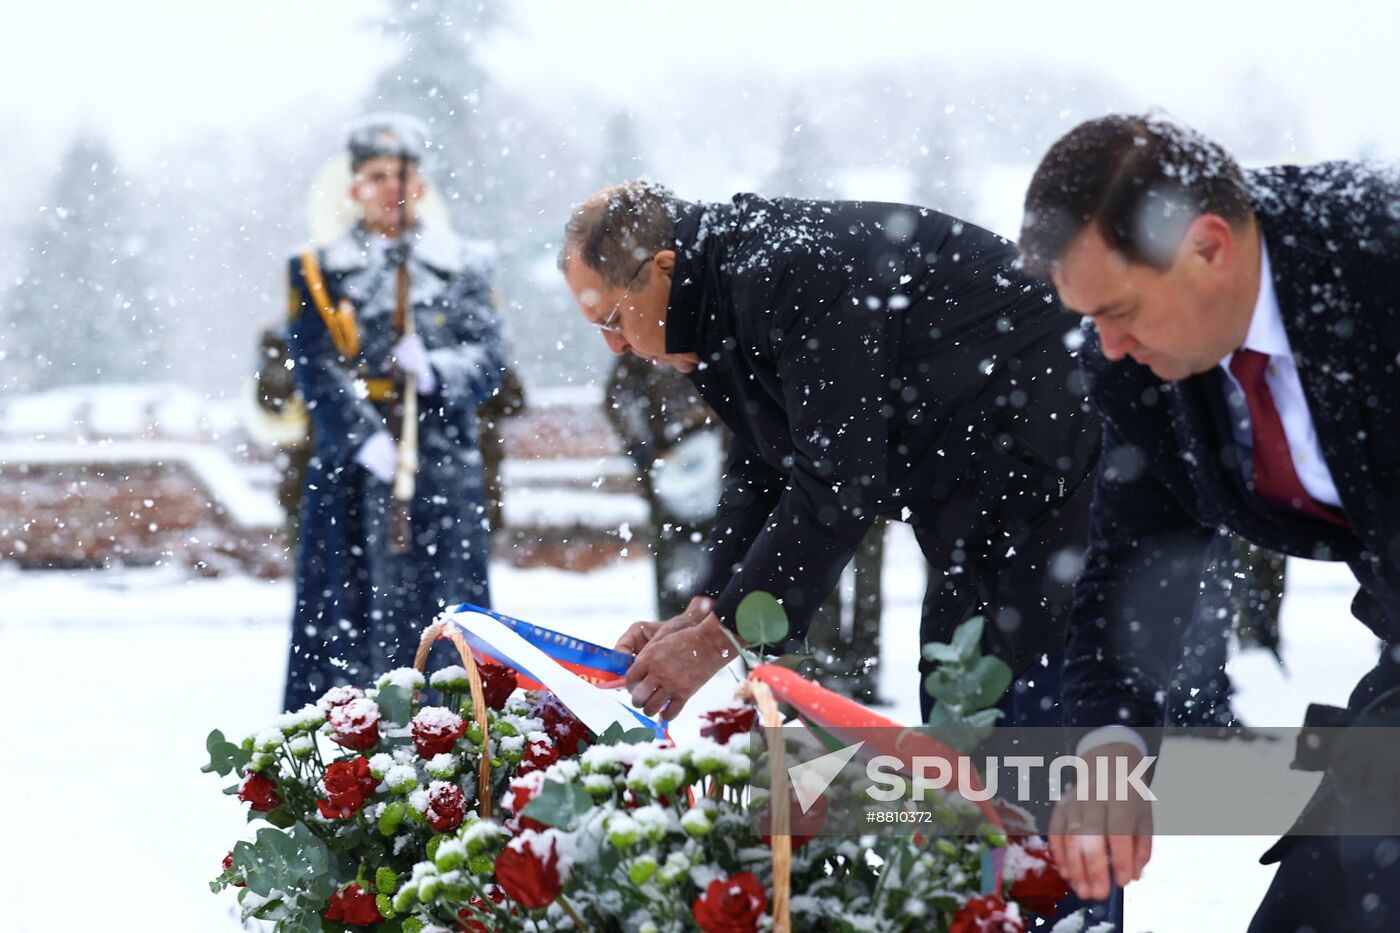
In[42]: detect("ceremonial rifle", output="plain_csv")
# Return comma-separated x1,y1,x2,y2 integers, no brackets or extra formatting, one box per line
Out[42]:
388,156,419,554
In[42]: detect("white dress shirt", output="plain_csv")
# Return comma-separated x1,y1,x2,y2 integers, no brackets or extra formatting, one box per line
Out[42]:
1218,239,1342,507
1077,238,1341,758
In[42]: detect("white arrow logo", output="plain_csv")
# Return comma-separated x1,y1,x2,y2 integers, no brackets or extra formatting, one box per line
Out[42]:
787,741,865,814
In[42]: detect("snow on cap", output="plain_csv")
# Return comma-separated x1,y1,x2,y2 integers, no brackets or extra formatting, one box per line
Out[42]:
347,113,432,172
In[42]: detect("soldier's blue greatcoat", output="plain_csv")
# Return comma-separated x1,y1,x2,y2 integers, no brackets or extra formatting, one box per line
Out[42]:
281,223,504,711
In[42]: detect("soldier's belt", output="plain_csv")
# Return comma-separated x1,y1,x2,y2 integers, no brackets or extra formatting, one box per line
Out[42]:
356,377,397,403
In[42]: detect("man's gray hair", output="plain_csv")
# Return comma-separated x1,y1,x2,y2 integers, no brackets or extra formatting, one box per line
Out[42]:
558,181,681,287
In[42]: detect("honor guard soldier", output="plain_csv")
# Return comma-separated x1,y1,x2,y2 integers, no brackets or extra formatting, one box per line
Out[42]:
281,114,506,711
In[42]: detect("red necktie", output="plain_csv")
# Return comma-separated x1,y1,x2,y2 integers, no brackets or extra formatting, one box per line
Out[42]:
1228,349,1348,527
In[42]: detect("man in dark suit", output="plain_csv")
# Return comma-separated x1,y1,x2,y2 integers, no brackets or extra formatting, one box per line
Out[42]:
558,182,1102,724
1018,113,1400,930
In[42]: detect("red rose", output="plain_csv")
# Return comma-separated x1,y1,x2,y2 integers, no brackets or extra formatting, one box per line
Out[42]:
495,834,562,909
692,872,767,933
505,774,549,833
1009,848,1072,916
427,781,466,833
412,706,466,759
532,694,591,756
700,705,758,745
950,895,1025,933
517,737,561,776
237,772,282,812
221,851,245,888
317,756,379,820
319,684,366,712
478,662,518,711
329,697,381,752
324,883,382,926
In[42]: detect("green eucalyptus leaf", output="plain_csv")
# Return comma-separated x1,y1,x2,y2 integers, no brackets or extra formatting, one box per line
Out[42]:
203,728,250,776
950,617,985,662
965,655,1014,710
736,591,789,647
375,684,413,725
520,780,593,830
921,642,963,664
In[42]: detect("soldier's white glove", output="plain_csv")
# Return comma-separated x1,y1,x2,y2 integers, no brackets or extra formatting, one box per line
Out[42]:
392,334,437,394
355,430,397,483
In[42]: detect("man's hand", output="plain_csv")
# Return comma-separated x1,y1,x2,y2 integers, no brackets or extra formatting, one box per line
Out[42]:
1048,741,1154,900
614,596,714,657
624,612,743,720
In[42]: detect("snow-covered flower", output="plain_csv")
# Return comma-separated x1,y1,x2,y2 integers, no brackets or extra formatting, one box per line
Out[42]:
429,665,471,692
605,812,641,848
385,763,418,795
254,728,285,753
368,752,394,779
681,807,713,837
646,761,686,797
426,753,459,779
376,667,426,692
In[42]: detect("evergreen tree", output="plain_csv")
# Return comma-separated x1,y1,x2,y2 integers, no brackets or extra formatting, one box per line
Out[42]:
597,110,645,186
766,94,834,199
911,103,974,219
365,0,505,238
3,131,164,392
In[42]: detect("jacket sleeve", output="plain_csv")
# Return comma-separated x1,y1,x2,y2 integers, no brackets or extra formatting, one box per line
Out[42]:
708,303,887,641
1062,414,1215,734
286,257,385,468
693,432,786,602
427,266,506,412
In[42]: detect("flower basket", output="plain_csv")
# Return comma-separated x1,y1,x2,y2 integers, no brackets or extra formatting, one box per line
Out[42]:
209,615,1101,933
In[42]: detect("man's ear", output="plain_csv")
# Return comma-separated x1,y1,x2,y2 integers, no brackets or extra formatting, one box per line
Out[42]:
655,249,677,276
1187,214,1233,271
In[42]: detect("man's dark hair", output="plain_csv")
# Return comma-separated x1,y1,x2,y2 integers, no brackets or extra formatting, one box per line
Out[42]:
559,181,681,287
1019,114,1253,277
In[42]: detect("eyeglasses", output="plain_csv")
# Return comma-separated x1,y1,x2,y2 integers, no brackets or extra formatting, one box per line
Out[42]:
596,256,654,335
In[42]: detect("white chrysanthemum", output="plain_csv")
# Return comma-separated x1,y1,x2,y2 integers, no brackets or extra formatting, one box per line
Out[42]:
386,764,418,794
463,819,502,852
580,744,624,773
429,665,471,690
295,704,327,730
647,762,686,796
254,728,285,753
631,804,673,841
408,787,430,815
368,753,394,778
426,753,459,780
377,667,426,691
680,807,713,836
583,773,614,796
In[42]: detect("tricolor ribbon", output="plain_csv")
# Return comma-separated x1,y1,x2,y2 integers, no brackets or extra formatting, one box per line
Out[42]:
442,603,667,740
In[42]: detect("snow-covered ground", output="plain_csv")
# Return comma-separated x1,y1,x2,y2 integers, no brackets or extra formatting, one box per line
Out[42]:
0,526,1375,932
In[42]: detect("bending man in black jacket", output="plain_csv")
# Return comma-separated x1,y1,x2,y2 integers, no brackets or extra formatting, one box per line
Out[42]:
559,182,1101,723
1019,114,1400,930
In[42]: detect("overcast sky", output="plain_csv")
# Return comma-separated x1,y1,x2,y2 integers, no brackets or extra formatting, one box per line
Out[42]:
6,1,1398,165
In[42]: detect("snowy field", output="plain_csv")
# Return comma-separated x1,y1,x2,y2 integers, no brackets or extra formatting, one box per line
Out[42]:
0,525,1376,932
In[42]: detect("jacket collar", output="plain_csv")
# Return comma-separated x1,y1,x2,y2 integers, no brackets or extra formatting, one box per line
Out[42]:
321,223,465,275
664,201,724,356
